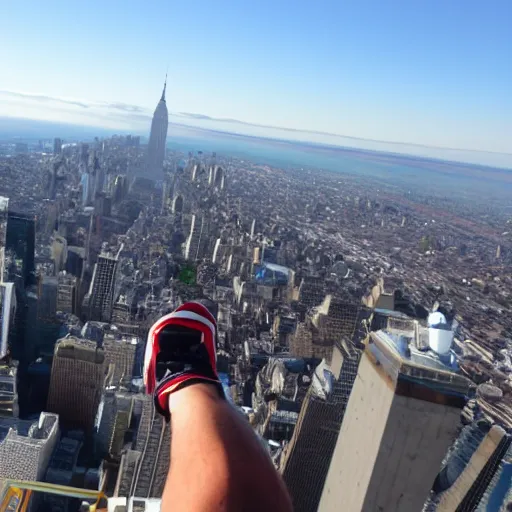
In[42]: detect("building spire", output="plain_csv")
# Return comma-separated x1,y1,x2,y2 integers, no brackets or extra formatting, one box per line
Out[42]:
161,73,167,102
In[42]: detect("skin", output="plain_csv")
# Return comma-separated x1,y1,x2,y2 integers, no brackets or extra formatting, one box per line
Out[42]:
161,383,293,512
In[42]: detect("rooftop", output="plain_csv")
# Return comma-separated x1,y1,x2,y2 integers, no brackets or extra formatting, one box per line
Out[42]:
367,329,472,401
55,336,105,363
0,412,58,445
0,418,32,443
107,498,162,511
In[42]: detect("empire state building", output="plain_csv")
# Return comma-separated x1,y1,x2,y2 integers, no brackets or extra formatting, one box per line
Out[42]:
146,77,169,178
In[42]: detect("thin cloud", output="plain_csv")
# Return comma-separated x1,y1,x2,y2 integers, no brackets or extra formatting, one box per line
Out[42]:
0,90,91,109
105,111,152,124
106,102,148,114
176,112,213,120
0,90,149,115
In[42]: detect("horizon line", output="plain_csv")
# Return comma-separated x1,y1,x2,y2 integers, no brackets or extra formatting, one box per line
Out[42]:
2,114,512,173
1,89,511,160
174,111,512,159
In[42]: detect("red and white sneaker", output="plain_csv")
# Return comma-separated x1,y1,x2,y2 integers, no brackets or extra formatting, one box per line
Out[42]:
144,301,224,419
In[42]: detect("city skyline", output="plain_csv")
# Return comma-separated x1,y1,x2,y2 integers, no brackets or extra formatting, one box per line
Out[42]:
1,0,511,166
2,2,512,508
0,123,512,507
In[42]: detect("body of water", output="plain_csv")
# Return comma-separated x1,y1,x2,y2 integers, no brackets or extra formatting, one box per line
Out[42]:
169,129,512,203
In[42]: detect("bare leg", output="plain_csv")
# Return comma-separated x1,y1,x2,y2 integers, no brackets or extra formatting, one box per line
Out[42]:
161,383,293,512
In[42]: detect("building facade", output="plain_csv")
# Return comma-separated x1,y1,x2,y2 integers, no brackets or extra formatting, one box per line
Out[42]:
85,252,118,322
0,412,59,481
184,214,204,261
103,333,140,386
318,330,471,512
47,337,105,432
281,339,362,511
0,282,15,359
0,363,19,417
57,272,78,314
5,211,36,287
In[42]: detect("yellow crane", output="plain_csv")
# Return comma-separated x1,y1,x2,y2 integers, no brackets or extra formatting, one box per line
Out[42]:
0,481,108,512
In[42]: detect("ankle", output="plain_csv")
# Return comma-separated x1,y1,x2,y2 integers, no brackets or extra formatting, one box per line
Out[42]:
168,381,223,414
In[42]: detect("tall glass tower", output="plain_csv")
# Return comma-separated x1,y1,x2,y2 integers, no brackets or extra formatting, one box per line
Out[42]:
5,211,36,287
146,77,169,179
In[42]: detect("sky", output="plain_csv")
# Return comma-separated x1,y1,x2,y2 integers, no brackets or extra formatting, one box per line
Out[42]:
1,0,511,166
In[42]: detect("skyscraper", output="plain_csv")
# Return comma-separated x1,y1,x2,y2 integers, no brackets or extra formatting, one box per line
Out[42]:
102,333,140,386
434,424,509,511
146,77,169,179
5,211,36,287
290,296,362,363
0,197,9,282
51,234,68,274
281,339,363,511
47,337,105,432
0,282,15,360
53,137,62,155
2,208,36,363
57,272,78,314
36,276,61,358
84,251,118,322
96,388,133,457
184,214,204,261
81,172,91,206
37,276,58,323
318,329,471,512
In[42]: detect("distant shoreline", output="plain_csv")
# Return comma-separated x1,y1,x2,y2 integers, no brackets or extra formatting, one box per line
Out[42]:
1,115,511,171
2,116,512,203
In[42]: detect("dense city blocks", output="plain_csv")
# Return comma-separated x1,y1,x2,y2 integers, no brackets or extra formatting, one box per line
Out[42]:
1,83,512,512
